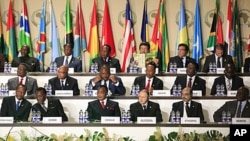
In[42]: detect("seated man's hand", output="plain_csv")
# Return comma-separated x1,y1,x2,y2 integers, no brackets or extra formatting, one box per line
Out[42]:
109,74,117,83
93,75,102,84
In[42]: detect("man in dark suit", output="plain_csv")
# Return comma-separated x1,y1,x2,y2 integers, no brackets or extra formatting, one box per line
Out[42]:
54,43,82,72
243,57,250,73
12,45,40,72
169,87,205,122
90,44,121,73
0,84,32,122
171,62,206,96
133,62,163,94
0,53,7,72
87,85,121,121
32,87,68,121
213,86,250,122
89,65,126,96
49,65,80,95
202,44,234,73
8,63,38,95
167,43,198,72
130,89,163,122
211,63,244,95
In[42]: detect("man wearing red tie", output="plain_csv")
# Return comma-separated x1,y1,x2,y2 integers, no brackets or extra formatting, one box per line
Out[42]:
87,85,121,121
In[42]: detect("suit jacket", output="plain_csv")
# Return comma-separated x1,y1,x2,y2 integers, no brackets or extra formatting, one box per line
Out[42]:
32,98,68,121
48,76,80,95
170,75,206,96
210,75,244,95
213,100,250,122
55,56,82,72
0,53,6,72
130,101,163,122
87,99,121,121
8,76,38,95
133,75,163,91
0,96,32,122
12,56,40,72
89,77,126,95
243,57,250,73
170,100,205,122
167,56,198,72
91,57,121,73
202,54,234,73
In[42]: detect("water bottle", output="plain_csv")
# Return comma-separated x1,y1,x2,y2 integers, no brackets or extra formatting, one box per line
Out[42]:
79,109,84,123
83,110,89,123
126,110,131,123
175,110,181,124
172,84,177,96
121,110,126,123
0,83,4,96
129,63,133,73
209,62,213,73
177,84,182,96
220,84,225,95
90,63,95,73
88,84,93,96
170,110,176,124
173,62,177,73
49,62,53,72
221,110,227,123
131,84,135,95
212,62,216,73
132,64,138,73
47,83,52,95
44,83,48,92
3,83,8,96
94,62,98,73
4,62,8,73
135,84,140,95
84,83,89,96
169,62,173,73
36,111,41,123
32,110,37,123
226,111,231,123
216,84,221,96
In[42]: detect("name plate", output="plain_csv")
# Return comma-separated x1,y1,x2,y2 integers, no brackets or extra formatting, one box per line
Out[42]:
192,90,202,96
55,90,73,96
0,117,14,124
101,116,120,124
216,68,225,74
177,68,186,74
181,117,200,124
152,90,170,96
68,68,74,74
232,118,250,124
110,68,116,74
89,90,97,96
227,90,237,97
141,68,159,74
10,67,17,73
9,90,27,96
42,117,62,124
137,117,156,124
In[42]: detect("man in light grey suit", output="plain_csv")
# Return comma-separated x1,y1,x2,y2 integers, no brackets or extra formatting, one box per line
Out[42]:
8,63,38,95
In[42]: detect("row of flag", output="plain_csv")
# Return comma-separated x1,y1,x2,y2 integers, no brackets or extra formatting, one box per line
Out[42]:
0,0,248,72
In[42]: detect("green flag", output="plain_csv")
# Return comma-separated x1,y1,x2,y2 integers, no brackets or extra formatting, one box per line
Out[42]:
65,0,74,46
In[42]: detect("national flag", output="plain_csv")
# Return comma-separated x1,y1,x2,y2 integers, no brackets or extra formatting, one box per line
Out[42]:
216,15,223,44
5,0,17,62
192,0,203,65
18,0,32,57
232,0,242,72
87,0,99,64
121,0,136,72
225,0,233,55
0,7,4,54
65,0,74,46
49,0,61,63
74,0,87,71
207,0,219,53
140,0,149,42
248,35,250,53
36,0,46,72
101,0,116,57
176,0,188,52
150,0,160,54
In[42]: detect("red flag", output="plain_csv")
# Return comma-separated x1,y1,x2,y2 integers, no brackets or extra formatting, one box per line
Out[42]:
225,0,233,55
216,15,223,44
248,34,250,53
101,0,116,57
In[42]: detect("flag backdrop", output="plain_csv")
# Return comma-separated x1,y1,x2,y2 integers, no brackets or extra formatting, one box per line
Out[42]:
140,0,149,42
150,0,160,54
65,0,74,46
36,0,46,72
0,7,4,54
74,0,87,71
248,35,250,53
121,0,136,72
87,0,99,64
5,0,17,62
101,0,116,57
232,0,242,72
225,0,233,55
216,15,223,44
19,0,32,57
50,0,61,63
192,0,203,65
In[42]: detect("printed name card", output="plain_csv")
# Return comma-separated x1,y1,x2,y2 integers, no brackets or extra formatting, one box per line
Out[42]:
181,117,200,124
141,68,159,74
192,90,202,96
101,116,120,124
42,117,62,124
8,90,15,96
137,117,156,124
152,90,170,96
68,68,74,74
216,68,225,74
55,90,73,96
177,68,186,74
232,118,250,124
0,117,14,124
10,67,17,73
227,90,237,97
110,68,116,74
